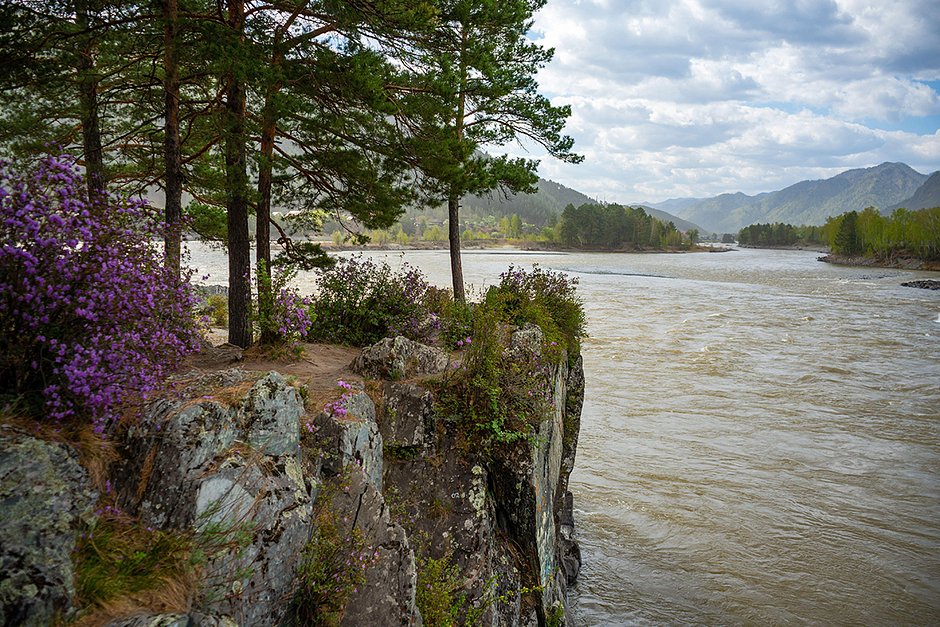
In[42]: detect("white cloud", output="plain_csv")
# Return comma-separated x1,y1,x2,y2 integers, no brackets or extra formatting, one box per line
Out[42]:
511,0,940,203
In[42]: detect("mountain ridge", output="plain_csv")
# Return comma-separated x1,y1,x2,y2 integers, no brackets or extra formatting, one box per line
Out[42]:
887,171,940,212
649,162,935,233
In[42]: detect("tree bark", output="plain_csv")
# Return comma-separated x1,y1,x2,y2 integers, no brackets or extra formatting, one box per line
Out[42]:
224,0,252,348
256,91,277,345
75,2,104,196
162,0,182,276
447,21,469,304
448,190,465,303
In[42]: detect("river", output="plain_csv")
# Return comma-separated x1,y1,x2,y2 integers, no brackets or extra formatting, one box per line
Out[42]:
188,243,940,625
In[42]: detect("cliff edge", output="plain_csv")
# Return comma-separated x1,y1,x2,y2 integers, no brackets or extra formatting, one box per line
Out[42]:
0,329,584,626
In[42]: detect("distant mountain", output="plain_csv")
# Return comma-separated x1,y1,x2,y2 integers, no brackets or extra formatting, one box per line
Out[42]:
416,176,700,232
887,171,940,211
461,177,598,225
639,206,703,233
654,162,930,233
646,197,701,215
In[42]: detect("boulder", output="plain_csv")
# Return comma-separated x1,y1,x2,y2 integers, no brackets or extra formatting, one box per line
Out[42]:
352,336,447,380
0,427,97,626
901,279,940,290
114,371,311,627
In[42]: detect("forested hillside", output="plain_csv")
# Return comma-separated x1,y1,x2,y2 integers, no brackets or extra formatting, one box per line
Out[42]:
656,163,930,233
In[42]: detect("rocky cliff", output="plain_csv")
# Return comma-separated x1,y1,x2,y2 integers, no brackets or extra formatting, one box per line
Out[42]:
0,329,584,626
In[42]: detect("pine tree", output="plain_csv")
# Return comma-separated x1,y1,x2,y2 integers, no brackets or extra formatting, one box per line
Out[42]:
835,210,861,256
412,0,581,302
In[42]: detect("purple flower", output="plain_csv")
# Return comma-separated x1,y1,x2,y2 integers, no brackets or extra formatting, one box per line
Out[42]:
0,154,202,433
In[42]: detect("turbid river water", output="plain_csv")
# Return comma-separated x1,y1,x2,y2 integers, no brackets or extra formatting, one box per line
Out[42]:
188,243,940,625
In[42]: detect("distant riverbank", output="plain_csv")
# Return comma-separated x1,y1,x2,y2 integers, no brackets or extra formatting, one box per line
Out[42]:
282,239,734,255
819,253,940,271
739,243,830,253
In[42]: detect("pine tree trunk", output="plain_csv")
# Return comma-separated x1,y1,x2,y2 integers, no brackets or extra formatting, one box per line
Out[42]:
448,191,465,303
75,3,104,196
162,0,182,277
224,0,252,348
257,103,276,345
448,22,469,304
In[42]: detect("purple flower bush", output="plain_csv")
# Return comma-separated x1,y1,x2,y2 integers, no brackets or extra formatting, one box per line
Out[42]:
0,154,202,432
322,380,353,419
256,261,314,351
306,254,436,347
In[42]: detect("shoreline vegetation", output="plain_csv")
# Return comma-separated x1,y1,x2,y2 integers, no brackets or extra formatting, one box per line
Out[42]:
282,238,734,255
738,207,940,271
818,253,940,272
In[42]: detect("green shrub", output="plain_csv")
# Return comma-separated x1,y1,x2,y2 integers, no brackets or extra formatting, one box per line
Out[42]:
203,294,228,327
485,265,585,358
435,266,585,448
416,553,468,627
424,285,474,348
436,300,553,446
288,475,374,626
306,255,435,346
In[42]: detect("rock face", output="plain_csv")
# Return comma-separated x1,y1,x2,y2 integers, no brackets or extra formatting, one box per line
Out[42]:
331,466,421,626
486,328,585,622
114,371,312,627
315,390,384,491
381,382,435,450
379,329,585,626
10,330,584,626
0,427,97,626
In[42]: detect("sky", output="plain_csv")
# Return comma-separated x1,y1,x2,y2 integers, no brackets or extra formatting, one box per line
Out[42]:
508,0,940,204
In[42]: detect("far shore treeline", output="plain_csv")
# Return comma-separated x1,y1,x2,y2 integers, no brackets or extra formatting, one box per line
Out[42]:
738,206,940,261
553,202,699,250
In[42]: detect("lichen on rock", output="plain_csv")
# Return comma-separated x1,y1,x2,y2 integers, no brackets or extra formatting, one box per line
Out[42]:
352,336,448,380
0,427,97,626
113,370,311,626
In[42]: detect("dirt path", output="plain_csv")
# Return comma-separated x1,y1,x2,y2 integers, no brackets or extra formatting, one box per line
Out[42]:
185,340,363,399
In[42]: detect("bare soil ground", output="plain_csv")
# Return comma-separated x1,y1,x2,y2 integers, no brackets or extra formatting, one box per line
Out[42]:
185,331,363,399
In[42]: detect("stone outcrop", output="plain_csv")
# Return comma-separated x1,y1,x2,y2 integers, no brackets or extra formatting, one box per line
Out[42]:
378,330,585,626
114,371,312,627
486,327,584,622
7,330,584,626
0,427,97,626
